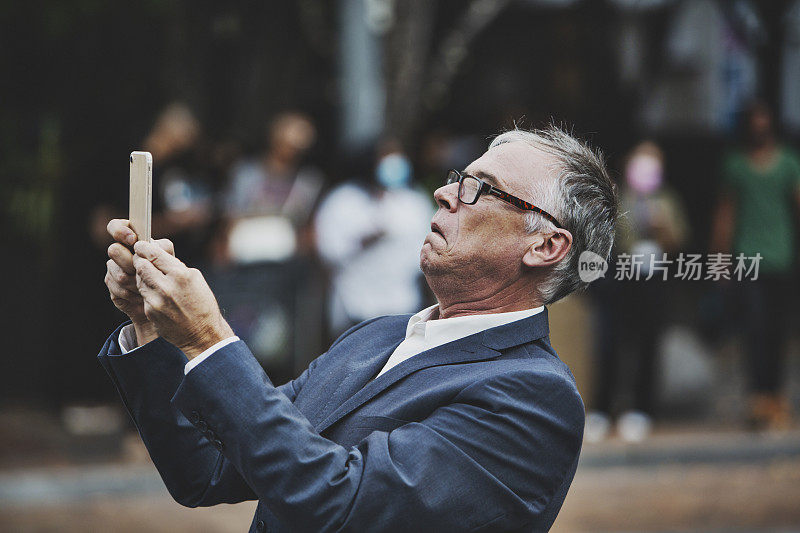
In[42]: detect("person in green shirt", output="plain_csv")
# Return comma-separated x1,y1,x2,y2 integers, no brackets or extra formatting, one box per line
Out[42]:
711,100,800,430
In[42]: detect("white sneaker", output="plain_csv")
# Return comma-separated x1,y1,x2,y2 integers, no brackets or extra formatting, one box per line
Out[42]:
617,410,652,443
584,411,611,443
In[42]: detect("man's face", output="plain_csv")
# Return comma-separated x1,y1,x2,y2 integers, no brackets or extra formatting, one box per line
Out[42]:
420,142,557,288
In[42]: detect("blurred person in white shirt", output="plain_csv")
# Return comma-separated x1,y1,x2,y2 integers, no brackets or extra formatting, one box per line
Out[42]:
315,141,434,335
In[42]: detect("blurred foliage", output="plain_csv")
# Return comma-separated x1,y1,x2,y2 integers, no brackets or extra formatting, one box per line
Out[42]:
0,0,334,253
2,116,60,246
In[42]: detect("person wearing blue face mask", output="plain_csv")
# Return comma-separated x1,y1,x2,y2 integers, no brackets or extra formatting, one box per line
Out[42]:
376,152,413,189
314,142,434,335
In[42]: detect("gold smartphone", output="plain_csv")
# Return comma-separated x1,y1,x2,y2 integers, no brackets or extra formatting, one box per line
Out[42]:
129,151,153,242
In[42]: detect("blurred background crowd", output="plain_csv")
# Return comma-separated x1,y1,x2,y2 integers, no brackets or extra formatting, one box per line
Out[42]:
2,0,800,531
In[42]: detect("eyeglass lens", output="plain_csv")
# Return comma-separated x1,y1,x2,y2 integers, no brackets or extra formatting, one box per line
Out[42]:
459,176,480,203
445,170,481,204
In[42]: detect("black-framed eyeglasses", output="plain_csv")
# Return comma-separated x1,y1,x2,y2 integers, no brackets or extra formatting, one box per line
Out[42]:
445,169,563,228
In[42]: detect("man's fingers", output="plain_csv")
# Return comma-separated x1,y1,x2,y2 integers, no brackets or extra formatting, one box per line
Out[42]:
133,254,167,294
105,271,141,303
108,243,136,275
154,238,175,256
134,240,185,275
107,219,137,246
107,259,138,291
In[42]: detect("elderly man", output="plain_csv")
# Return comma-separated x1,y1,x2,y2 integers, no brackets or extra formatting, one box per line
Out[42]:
100,126,617,532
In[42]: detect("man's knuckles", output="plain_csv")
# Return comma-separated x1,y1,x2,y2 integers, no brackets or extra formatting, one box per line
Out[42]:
133,240,160,260
134,270,151,292
108,280,141,310
133,256,157,279
143,297,169,320
107,260,135,286
154,238,175,256
142,293,164,311
106,272,126,293
111,286,137,302
173,266,194,285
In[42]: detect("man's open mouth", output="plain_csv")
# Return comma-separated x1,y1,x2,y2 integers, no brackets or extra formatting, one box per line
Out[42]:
431,223,445,239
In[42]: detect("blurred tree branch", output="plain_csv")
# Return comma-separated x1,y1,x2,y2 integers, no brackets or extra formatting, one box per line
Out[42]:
383,0,512,147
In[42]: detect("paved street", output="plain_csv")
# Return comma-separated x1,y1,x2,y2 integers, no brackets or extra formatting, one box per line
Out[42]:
1,424,800,532
557,449,800,531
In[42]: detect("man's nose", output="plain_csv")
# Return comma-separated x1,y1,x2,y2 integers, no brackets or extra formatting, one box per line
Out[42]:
433,183,458,211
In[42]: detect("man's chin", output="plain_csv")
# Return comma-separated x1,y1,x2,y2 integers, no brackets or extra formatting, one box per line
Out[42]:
419,244,443,275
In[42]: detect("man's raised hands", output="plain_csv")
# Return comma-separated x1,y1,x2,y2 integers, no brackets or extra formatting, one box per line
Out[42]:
132,240,233,359
104,218,175,346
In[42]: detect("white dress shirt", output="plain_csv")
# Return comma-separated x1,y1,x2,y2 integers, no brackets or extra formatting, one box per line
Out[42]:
118,325,239,374
117,304,543,376
373,304,544,379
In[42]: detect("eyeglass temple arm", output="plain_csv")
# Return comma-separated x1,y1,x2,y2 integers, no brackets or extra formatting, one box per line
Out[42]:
487,186,562,227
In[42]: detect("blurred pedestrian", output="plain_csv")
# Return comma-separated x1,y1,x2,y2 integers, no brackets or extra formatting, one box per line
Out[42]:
710,100,800,430
89,103,215,267
586,141,687,443
314,140,434,335
220,111,323,264
144,103,216,267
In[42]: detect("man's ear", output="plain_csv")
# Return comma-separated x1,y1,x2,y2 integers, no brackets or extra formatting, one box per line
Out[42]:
523,229,573,268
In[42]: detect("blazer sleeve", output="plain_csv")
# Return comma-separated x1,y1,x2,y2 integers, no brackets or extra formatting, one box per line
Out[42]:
98,323,295,507
96,315,379,508
170,339,585,532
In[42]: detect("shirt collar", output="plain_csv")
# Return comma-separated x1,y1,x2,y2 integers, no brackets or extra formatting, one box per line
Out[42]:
405,303,545,344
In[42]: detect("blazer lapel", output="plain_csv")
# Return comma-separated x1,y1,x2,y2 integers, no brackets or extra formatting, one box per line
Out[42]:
315,339,501,433
307,327,405,429
315,307,551,433
481,307,550,350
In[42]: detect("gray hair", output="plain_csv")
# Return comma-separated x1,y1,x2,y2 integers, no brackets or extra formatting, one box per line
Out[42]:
489,125,618,304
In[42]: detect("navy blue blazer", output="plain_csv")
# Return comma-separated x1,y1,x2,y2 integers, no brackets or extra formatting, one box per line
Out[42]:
97,309,584,532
